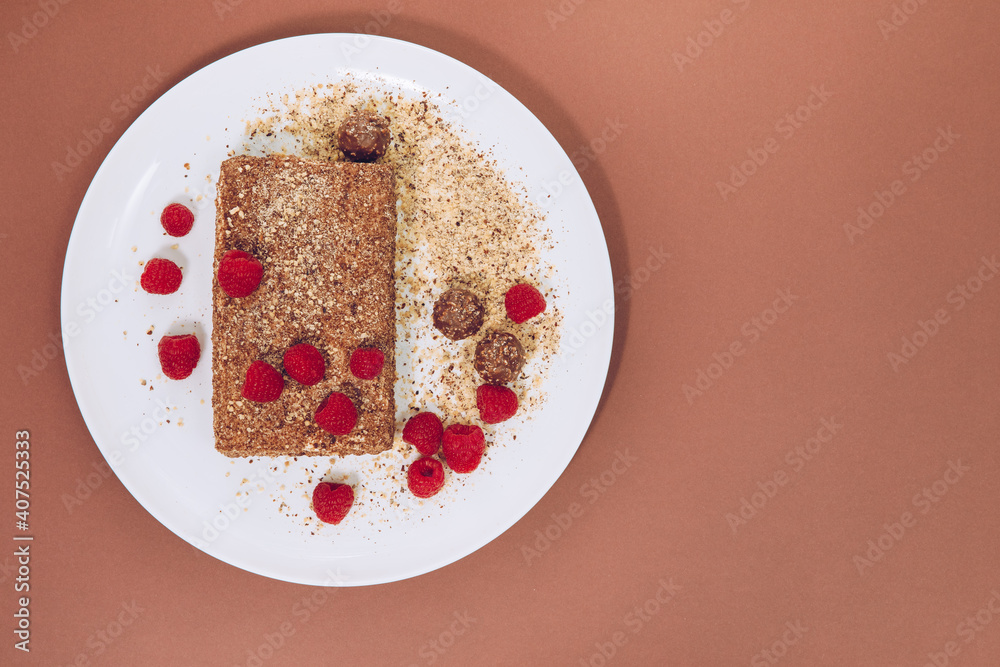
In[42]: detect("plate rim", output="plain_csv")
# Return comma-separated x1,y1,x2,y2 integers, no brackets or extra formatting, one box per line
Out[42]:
60,32,615,586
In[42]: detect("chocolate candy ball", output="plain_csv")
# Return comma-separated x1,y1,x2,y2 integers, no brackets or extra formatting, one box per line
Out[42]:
474,331,525,384
432,288,484,341
336,110,390,162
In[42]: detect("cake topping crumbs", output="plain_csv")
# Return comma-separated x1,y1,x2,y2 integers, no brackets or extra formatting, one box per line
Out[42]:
213,79,563,529
243,82,561,426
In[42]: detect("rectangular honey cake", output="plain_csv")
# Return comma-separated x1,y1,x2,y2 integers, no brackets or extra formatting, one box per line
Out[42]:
212,155,396,457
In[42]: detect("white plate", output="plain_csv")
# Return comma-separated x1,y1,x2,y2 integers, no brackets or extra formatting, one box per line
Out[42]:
61,34,613,586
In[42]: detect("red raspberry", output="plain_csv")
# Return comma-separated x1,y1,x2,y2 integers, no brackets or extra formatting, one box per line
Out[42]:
283,343,325,386
402,412,443,456
140,258,183,295
157,334,200,380
217,249,263,298
407,457,445,498
315,392,358,435
504,283,546,323
349,347,385,380
312,482,354,525
160,203,194,237
442,424,485,473
241,360,284,402
476,384,518,424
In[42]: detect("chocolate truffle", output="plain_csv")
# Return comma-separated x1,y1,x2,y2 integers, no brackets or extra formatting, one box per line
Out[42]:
474,331,525,384
433,288,484,341
337,110,391,162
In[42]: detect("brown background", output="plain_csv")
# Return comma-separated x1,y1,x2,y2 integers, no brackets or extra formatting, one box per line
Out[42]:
2,0,999,665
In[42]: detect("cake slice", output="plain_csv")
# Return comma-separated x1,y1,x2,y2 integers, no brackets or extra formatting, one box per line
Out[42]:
212,155,396,457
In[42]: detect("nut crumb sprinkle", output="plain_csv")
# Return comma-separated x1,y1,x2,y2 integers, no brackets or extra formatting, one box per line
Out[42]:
244,81,561,429
231,78,561,529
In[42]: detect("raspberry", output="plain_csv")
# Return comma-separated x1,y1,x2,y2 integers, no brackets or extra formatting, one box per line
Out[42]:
315,392,358,435
406,457,445,498
504,283,546,323
349,347,385,380
157,334,200,380
140,258,183,295
283,343,325,386
402,412,443,456
241,360,284,402
217,249,263,298
442,424,485,473
476,384,518,424
312,482,354,525
160,203,194,237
